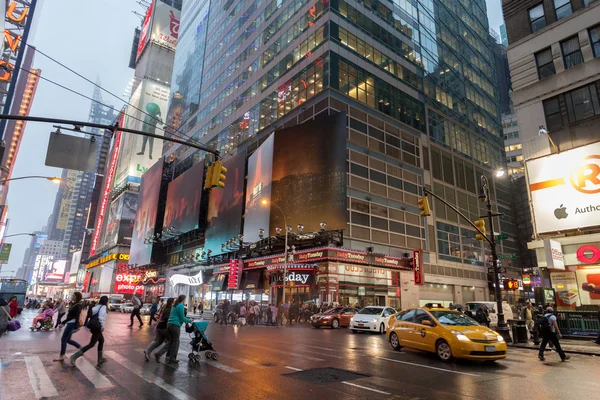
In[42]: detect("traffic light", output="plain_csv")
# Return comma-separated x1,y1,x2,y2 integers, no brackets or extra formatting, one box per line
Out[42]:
212,160,227,188
227,259,240,290
474,218,486,241
204,163,215,190
418,195,431,217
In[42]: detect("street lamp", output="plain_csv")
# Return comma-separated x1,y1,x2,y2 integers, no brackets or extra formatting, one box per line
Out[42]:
4,232,36,238
261,199,290,308
0,176,61,184
479,174,511,342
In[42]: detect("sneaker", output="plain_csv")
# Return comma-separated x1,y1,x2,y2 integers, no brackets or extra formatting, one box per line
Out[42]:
144,350,150,362
169,359,179,364
139,324,144,328
127,324,133,327
69,356,77,367
538,356,545,361
155,353,161,362
562,355,571,362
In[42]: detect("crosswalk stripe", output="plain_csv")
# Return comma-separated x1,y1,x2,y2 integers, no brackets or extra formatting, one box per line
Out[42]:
177,350,240,373
104,351,194,400
74,357,113,389
135,349,206,377
25,356,59,398
240,343,325,362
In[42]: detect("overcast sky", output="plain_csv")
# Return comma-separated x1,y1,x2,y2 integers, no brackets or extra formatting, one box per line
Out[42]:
1,0,506,276
2,0,140,275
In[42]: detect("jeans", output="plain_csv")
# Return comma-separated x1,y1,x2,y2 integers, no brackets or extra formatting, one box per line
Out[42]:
166,324,181,360
55,312,65,328
79,330,104,355
539,331,567,360
130,309,142,325
147,329,169,355
60,322,81,356
149,312,157,325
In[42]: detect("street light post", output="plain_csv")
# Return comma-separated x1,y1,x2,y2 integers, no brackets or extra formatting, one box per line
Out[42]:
0,176,61,184
4,233,36,238
480,175,511,342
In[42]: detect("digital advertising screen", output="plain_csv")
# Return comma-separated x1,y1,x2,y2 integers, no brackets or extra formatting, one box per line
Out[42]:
163,161,204,233
130,160,164,267
45,260,67,282
205,151,246,255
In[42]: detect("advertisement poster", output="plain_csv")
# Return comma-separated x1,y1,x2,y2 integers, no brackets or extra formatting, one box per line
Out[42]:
550,271,581,307
151,1,180,51
269,112,347,234
164,161,203,233
56,170,79,230
102,193,138,249
242,135,274,243
205,151,246,255
113,272,144,295
526,141,600,234
34,234,47,249
575,267,600,305
45,260,66,281
130,160,164,267
114,80,169,188
136,1,154,60
0,243,12,264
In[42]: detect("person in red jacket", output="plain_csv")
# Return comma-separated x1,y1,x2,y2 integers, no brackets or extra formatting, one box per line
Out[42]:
8,296,18,318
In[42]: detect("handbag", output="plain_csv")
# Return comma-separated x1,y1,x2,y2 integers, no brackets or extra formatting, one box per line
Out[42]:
86,305,104,332
2,306,21,331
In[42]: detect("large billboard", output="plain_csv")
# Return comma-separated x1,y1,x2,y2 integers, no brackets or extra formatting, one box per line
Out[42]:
32,255,53,285
136,1,154,60
206,151,246,255
45,260,66,282
114,80,170,188
527,141,600,234
150,1,180,52
242,135,274,243
130,160,164,267
269,112,347,234
101,192,137,249
56,170,79,230
164,161,203,234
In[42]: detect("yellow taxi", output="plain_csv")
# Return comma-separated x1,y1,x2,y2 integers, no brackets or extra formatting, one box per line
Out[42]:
386,306,507,362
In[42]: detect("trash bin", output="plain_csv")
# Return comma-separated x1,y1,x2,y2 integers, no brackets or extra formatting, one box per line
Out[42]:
508,319,528,343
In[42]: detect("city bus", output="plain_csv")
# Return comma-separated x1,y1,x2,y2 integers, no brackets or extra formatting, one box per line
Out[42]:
0,278,28,313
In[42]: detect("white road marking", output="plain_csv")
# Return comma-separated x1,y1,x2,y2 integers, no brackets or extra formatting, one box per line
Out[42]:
179,351,240,373
25,356,59,398
342,381,391,395
134,349,206,377
241,343,325,362
74,357,113,389
104,351,194,400
378,357,480,377
217,352,266,368
284,366,303,371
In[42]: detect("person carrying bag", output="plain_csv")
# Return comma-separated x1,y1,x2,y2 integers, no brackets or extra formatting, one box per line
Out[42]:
70,295,108,367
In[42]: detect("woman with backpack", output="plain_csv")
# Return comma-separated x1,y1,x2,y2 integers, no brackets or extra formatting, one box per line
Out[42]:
58,292,84,361
69,295,108,367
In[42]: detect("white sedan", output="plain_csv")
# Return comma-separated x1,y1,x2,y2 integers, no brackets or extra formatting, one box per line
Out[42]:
120,303,134,313
350,306,397,334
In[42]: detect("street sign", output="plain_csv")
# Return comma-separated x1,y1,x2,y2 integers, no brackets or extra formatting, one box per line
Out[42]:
498,253,516,260
496,234,508,241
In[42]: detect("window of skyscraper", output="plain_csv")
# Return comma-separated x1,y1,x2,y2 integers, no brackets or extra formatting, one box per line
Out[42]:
561,36,583,69
535,48,556,79
565,83,600,123
529,4,547,32
590,25,600,57
554,0,573,20
543,97,563,131
584,0,599,6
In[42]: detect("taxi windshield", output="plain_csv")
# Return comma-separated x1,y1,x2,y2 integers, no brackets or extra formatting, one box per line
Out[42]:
357,307,382,315
430,311,478,326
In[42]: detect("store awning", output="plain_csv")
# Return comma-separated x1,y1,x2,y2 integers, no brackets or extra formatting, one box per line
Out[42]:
241,270,262,290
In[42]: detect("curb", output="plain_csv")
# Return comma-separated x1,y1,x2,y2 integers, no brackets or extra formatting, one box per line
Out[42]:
512,344,600,356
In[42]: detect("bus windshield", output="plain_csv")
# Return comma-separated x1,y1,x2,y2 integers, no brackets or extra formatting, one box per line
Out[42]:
0,279,28,307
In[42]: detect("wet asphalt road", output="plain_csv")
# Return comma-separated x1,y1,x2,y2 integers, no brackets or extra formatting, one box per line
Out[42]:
1,310,600,400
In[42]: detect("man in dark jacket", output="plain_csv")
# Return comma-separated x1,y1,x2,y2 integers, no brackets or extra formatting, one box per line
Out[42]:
128,295,143,328
220,300,230,326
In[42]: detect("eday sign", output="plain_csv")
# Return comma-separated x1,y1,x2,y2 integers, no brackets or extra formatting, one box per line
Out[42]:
527,141,600,234
170,271,203,286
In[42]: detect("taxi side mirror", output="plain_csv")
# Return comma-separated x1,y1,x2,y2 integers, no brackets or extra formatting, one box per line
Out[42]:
422,319,433,326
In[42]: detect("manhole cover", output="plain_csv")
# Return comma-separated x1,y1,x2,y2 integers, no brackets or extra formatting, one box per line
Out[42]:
284,367,369,384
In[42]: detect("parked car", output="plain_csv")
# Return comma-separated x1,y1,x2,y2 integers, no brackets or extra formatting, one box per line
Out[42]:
108,299,122,312
350,306,397,334
141,304,152,315
465,301,514,327
386,306,507,362
310,307,357,329
120,303,134,313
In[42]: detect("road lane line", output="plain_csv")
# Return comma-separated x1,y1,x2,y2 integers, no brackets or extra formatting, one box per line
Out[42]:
284,366,303,371
104,351,194,400
378,357,479,377
240,343,325,361
25,356,59,398
342,381,391,395
74,357,113,389
178,351,240,373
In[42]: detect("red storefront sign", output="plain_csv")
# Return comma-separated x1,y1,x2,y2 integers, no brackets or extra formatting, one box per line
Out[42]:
113,273,144,294
413,249,423,285
577,245,600,265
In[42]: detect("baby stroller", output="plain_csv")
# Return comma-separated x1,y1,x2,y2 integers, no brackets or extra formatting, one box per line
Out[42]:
186,320,218,362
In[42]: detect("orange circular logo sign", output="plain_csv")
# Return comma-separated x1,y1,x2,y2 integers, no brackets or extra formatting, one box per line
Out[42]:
569,155,600,194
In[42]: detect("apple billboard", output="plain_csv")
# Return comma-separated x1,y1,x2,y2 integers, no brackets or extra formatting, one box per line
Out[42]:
526,141,600,234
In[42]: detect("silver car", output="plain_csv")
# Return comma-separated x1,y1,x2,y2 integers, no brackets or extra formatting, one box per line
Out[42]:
120,303,134,313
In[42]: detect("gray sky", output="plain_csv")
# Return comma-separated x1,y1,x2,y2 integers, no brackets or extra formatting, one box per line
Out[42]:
2,0,140,275
486,0,505,34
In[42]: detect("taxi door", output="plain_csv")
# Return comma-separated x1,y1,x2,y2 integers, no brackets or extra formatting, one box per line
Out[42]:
413,310,439,351
393,309,417,347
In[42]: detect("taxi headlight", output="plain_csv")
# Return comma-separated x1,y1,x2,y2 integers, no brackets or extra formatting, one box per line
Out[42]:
451,330,470,342
496,335,504,342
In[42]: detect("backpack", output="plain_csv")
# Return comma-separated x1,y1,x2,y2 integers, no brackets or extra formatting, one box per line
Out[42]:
535,314,552,334
86,305,104,332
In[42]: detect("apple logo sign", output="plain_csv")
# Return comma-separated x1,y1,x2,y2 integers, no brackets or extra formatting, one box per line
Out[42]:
554,204,568,219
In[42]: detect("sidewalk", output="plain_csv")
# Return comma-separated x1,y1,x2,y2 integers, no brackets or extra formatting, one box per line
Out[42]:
513,338,600,356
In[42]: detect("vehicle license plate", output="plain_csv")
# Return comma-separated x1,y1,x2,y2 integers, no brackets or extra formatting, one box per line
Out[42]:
485,346,495,352
358,324,364,327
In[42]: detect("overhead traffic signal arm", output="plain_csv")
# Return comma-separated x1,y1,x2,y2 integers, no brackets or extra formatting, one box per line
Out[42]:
422,188,492,245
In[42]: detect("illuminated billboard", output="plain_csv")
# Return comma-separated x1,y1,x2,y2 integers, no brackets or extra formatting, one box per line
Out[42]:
130,160,164,267
45,260,66,281
101,192,137,249
527,141,600,234
164,161,203,234
151,1,179,52
114,80,170,188
205,151,246,255
136,1,154,60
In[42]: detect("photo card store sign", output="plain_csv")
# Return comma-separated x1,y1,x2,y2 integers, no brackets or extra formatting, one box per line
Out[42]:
114,272,144,294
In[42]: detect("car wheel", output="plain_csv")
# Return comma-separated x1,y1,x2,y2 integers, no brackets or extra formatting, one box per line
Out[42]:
331,319,340,329
390,332,402,350
436,340,453,362
379,323,385,334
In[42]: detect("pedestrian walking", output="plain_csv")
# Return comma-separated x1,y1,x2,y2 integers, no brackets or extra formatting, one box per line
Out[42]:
128,294,143,327
149,298,159,326
221,299,229,326
193,302,198,315
54,299,66,328
254,303,261,325
522,302,535,340
198,301,204,317
58,292,83,361
538,307,570,362
70,296,108,367
8,296,18,318
0,298,10,338
162,295,191,364
147,297,174,362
